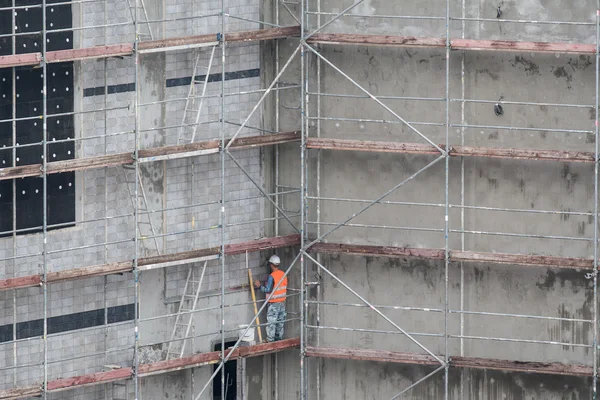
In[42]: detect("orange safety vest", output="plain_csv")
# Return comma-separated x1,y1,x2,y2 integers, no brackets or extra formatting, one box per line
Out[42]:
269,270,287,303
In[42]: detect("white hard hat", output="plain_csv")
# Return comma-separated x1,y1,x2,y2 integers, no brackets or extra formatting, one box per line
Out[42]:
268,255,281,265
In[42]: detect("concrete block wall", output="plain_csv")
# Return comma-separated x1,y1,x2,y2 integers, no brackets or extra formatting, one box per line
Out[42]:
0,0,268,395
162,43,262,147
138,279,299,400
78,0,260,45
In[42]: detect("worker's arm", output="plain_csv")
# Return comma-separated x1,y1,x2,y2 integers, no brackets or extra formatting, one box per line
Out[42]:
259,275,274,293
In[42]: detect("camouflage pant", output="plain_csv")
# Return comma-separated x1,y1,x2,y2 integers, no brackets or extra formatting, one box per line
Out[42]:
266,302,286,342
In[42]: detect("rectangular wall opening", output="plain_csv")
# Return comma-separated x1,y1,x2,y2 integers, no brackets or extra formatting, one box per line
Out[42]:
212,341,237,400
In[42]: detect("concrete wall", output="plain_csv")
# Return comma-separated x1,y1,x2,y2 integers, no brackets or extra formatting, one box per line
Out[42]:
2,0,596,397
272,0,600,398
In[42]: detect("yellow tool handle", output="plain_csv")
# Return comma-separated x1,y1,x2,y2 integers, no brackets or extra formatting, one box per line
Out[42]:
248,269,263,343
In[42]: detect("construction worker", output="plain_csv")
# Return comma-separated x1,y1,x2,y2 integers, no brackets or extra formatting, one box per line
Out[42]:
254,254,287,342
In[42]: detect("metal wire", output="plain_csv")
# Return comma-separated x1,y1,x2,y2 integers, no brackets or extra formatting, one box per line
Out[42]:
306,11,445,21
306,325,444,338
137,84,299,107
307,300,592,323
225,13,282,28
312,92,594,109
307,115,445,127
450,334,592,348
308,195,596,217
142,317,301,348
47,345,135,364
139,292,301,323
454,16,595,26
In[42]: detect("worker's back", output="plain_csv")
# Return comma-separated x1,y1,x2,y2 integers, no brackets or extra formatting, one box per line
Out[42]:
269,270,287,302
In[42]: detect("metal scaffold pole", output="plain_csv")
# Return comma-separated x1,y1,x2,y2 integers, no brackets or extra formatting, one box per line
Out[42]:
300,0,307,398
315,0,323,399
593,3,599,398
314,52,322,400
11,0,17,389
42,0,48,397
459,0,467,396
134,0,141,397
220,1,227,400
444,0,451,398
8,1,600,399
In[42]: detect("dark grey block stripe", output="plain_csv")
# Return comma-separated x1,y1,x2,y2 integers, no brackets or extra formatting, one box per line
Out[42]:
0,303,136,342
83,68,260,97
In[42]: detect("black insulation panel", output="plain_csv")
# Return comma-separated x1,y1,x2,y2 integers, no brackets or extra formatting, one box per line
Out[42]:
0,0,74,236
0,0,11,57
14,0,73,54
0,180,12,234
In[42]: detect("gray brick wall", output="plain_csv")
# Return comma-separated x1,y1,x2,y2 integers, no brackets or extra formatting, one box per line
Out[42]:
78,0,261,47
0,0,266,391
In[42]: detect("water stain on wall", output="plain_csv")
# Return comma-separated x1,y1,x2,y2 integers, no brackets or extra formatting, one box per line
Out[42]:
510,56,540,76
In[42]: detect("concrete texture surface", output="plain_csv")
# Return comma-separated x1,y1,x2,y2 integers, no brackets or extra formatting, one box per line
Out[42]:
2,0,599,397
271,0,600,398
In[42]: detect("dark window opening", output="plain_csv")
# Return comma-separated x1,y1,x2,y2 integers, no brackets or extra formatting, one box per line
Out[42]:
0,0,75,237
213,341,237,400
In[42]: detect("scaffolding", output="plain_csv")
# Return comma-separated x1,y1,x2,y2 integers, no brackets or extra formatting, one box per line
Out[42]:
0,0,600,399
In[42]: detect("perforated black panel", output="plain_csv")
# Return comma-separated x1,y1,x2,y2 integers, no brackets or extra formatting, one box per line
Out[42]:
14,0,73,53
0,6,12,234
0,180,12,234
0,0,74,236
0,1,11,57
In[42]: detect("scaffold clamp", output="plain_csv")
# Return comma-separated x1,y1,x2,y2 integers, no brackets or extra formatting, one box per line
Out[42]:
585,272,595,280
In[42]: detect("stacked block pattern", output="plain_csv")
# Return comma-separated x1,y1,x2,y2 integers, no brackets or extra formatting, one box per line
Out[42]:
0,0,266,392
